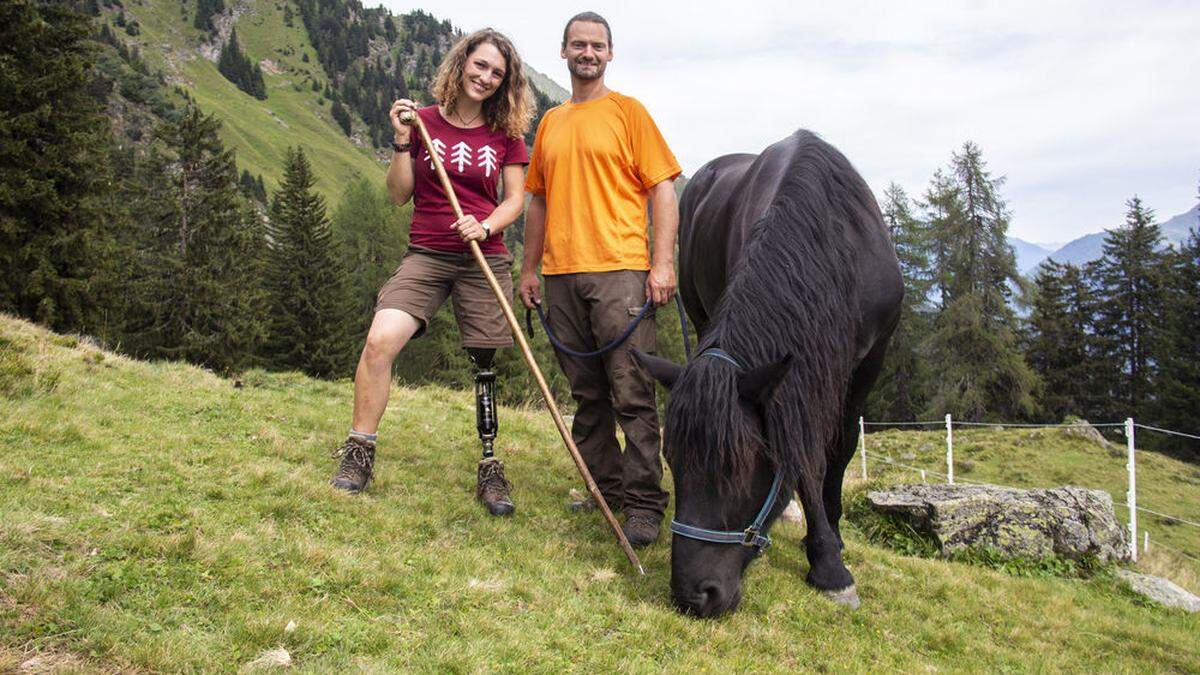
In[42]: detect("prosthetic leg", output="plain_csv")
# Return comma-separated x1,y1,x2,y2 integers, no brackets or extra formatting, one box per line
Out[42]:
468,348,513,515
468,348,498,458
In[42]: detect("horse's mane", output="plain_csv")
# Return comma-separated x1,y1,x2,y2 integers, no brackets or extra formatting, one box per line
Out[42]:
668,130,880,497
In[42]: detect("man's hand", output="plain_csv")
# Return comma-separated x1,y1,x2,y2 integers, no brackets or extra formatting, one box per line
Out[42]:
452,215,488,242
646,262,676,306
518,271,542,309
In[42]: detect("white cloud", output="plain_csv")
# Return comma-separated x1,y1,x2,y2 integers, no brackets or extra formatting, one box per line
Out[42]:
381,0,1200,240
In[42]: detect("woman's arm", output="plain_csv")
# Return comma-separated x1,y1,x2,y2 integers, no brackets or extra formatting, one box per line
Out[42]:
385,99,416,205
451,163,526,241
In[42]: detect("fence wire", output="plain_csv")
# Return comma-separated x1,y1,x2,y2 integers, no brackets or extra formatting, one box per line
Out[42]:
859,431,1200,534
1135,423,1200,441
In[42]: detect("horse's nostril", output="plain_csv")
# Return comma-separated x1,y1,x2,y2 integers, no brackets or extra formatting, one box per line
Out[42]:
698,580,724,609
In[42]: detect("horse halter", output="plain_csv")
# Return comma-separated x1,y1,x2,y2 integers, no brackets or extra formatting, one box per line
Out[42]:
668,348,786,555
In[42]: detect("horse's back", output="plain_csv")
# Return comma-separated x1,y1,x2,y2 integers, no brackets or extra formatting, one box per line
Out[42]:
679,129,902,357
679,153,756,336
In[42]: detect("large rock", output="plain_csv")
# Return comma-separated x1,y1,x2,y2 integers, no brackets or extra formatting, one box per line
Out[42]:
866,484,1130,563
1116,570,1200,612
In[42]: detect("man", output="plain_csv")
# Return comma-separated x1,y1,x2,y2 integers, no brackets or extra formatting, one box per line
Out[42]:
520,11,681,547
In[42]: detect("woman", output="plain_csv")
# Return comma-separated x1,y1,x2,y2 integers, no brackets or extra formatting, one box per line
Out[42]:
330,28,534,517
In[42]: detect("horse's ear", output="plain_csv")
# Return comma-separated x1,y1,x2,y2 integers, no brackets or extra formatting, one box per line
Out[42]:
737,354,794,407
633,350,683,390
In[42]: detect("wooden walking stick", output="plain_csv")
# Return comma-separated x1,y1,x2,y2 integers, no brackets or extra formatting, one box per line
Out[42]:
402,110,645,575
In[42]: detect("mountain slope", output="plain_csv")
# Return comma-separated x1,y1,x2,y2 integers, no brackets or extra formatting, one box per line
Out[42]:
1009,237,1055,273
104,0,382,201
98,0,567,203
1,313,1196,670
1024,201,1199,273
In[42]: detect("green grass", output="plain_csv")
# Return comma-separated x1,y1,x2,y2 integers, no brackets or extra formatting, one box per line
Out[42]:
859,427,1200,593
1,312,1197,671
110,0,387,202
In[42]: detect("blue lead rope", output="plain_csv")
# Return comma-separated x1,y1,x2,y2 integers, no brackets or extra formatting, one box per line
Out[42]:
526,294,693,361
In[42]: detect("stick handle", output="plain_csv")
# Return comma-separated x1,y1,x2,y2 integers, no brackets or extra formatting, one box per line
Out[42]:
406,112,644,574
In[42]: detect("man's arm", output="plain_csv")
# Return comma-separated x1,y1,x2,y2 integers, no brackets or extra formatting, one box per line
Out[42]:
646,179,678,306
519,194,547,308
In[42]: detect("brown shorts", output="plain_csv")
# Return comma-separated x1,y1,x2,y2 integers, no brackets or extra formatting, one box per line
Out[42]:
375,246,514,348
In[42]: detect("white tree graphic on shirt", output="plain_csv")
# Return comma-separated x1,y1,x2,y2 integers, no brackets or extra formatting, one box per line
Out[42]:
424,138,447,170
477,145,498,177
450,141,473,173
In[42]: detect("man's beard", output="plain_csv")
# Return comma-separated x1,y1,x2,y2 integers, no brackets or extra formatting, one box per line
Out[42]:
568,58,605,81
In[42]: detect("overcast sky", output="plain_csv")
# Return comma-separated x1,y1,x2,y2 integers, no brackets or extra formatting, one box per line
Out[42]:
383,0,1199,243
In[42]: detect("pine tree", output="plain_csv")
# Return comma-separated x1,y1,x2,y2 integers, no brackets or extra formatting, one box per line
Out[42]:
1026,261,1093,421
330,96,352,136
119,106,270,373
922,169,961,307
194,0,225,32
1152,227,1200,458
217,28,266,100
867,183,934,421
0,0,116,332
1089,196,1165,420
265,147,355,378
330,177,409,337
923,143,1037,420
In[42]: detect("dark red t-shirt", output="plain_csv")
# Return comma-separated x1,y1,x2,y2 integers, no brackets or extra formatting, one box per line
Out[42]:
409,105,529,255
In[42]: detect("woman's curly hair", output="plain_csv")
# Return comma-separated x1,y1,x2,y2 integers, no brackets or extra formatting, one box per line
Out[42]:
431,29,534,139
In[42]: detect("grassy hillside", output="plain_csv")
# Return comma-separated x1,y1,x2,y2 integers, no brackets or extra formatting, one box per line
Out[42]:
108,0,385,202
1,313,1197,671
102,0,567,204
861,428,1200,592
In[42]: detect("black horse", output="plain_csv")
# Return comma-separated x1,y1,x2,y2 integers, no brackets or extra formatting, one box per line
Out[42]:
637,130,902,617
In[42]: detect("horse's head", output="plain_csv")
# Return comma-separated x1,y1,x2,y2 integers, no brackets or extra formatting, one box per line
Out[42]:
637,349,793,617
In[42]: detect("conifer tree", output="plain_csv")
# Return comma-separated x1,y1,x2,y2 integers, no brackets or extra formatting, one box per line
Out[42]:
120,106,269,373
1026,261,1093,421
330,96,352,136
1152,227,1200,457
1089,196,1165,420
194,0,225,32
867,183,934,421
330,177,408,336
923,143,1037,420
217,28,266,100
0,0,116,332
265,147,355,378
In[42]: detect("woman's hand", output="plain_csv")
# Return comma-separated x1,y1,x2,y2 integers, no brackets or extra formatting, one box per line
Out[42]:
389,99,416,142
452,215,490,242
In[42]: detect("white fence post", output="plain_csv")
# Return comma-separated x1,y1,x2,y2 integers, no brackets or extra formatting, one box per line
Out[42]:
1143,531,1149,554
1126,417,1137,562
859,416,867,480
945,414,954,485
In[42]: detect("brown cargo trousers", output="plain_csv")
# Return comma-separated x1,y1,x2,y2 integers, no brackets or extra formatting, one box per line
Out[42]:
543,270,668,518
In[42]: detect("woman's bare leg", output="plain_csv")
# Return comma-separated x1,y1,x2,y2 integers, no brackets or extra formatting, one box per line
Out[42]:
351,309,421,434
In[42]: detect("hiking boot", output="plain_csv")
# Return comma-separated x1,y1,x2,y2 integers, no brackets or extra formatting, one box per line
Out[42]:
622,513,662,548
476,457,514,516
567,488,621,513
330,437,375,493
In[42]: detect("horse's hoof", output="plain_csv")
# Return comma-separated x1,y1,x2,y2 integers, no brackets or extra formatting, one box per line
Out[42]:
821,585,860,609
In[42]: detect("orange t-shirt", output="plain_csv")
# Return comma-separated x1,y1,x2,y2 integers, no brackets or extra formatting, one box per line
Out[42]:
525,91,681,275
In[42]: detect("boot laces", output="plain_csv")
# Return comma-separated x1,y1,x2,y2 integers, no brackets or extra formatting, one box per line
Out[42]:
332,440,374,479
479,460,511,493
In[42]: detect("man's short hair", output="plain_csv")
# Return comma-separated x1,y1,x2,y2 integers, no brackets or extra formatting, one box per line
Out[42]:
562,11,612,48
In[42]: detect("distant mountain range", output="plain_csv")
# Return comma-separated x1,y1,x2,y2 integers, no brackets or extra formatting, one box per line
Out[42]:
1012,201,1199,275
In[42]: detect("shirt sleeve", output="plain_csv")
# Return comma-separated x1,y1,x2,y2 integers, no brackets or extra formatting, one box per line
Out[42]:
504,132,530,166
625,98,681,190
524,117,547,195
